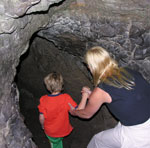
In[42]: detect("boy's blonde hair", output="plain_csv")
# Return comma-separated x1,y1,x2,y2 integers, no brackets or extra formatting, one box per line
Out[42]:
44,72,63,93
85,46,135,89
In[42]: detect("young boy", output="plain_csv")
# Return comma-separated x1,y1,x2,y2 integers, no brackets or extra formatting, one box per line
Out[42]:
38,72,89,148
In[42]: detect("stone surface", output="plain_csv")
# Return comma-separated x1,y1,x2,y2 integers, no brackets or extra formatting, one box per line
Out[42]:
0,0,64,147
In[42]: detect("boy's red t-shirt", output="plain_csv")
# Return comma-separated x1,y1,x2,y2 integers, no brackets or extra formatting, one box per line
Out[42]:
38,93,77,137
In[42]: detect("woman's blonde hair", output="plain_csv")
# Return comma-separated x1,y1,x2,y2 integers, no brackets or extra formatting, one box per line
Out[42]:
44,72,63,93
85,46,135,89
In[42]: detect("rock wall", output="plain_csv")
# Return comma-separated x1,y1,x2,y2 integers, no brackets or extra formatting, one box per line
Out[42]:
0,0,150,147
38,10,150,81
0,0,62,147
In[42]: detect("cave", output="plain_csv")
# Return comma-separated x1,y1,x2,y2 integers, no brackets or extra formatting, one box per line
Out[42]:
15,35,117,148
1,0,150,148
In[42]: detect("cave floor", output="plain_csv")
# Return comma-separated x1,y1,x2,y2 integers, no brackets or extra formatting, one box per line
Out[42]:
23,109,51,148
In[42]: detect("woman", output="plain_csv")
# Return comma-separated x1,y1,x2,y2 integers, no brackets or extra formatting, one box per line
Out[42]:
69,46,150,148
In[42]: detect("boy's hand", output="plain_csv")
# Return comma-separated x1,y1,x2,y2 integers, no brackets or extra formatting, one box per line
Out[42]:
39,114,45,129
41,125,44,129
68,103,76,116
68,103,75,110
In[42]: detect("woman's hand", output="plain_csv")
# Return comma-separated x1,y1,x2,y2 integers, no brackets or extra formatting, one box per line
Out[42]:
81,86,92,98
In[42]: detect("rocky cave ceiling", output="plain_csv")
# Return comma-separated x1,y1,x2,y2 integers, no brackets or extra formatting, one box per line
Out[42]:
1,0,150,147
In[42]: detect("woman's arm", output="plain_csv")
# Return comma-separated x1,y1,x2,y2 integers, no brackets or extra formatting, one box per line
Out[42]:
70,87,112,119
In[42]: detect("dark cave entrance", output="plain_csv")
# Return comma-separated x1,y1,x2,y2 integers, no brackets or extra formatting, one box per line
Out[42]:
15,33,117,148
15,35,53,148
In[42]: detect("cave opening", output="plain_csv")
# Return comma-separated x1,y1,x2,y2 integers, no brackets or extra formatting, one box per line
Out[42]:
15,31,118,148
15,35,51,148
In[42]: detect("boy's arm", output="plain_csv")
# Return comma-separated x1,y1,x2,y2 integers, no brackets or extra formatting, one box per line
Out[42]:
76,86,91,110
77,93,88,109
39,113,45,129
68,86,91,112
69,89,89,114
70,87,111,119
